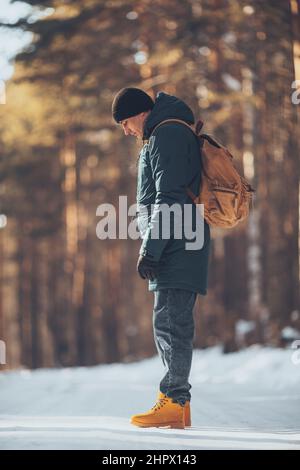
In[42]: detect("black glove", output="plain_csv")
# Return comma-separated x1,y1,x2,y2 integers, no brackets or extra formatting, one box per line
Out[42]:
137,253,159,281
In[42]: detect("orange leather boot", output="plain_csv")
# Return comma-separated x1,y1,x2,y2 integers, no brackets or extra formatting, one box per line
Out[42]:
130,395,185,429
158,391,191,427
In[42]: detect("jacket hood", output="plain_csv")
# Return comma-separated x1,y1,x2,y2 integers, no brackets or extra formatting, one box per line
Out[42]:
143,91,195,140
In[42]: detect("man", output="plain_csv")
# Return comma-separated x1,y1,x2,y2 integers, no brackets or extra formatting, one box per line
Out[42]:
112,87,211,429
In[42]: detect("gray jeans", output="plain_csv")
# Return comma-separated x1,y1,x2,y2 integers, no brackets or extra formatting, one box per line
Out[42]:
153,288,197,406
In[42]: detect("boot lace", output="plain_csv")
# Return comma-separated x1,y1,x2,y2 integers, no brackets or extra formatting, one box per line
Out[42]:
151,397,168,411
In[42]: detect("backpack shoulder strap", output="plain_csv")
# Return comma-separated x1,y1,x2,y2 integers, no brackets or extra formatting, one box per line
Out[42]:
149,119,203,203
149,118,196,138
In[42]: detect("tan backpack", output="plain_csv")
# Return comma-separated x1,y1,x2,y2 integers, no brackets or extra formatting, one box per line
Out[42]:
150,118,256,228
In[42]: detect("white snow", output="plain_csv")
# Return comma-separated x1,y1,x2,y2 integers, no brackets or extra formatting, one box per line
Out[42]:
281,326,300,340
0,345,300,450
235,319,255,338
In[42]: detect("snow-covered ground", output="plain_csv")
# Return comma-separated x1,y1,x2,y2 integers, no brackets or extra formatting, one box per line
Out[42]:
0,345,300,450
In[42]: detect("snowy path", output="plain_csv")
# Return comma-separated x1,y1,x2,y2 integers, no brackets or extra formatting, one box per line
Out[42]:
1,416,300,450
0,346,300,449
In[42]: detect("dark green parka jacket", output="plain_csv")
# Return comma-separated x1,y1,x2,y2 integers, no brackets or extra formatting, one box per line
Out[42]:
136,92,211,295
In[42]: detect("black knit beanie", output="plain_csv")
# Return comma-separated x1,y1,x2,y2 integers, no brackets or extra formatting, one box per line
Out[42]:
112,87,154,123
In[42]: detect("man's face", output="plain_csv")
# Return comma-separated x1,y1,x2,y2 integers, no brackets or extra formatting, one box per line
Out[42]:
120,111,149,138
